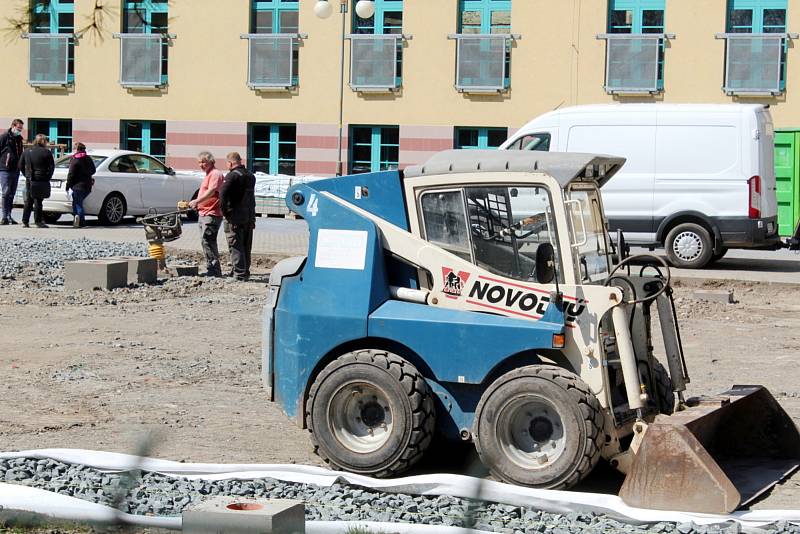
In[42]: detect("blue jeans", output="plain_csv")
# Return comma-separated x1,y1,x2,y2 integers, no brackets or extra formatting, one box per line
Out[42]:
0,170,19,220
72,189,90,224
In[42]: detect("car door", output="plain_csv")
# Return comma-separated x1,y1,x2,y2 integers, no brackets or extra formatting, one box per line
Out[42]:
96,155,144,213
130,154,181,212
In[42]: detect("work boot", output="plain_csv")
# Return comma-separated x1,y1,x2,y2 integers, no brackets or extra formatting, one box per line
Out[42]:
8,217,17,225
35,222,48,228
0,219,8,225
22,221,29,228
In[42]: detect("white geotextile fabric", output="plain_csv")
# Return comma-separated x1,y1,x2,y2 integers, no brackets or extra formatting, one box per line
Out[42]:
1,449,799,530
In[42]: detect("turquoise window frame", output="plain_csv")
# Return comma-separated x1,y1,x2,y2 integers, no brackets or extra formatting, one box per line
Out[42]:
31,0,75,83
348,125,399,174
121,120,167,163
726,0,788,90
123,0,169,84
251,0,300,86
458,0,512,88
353,0,404,86
608,0,665,89
454,127,508,149
29,118,72,158
248,123,297,176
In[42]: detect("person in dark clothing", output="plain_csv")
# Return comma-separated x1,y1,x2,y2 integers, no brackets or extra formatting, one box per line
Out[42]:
65,142,96,228
19,134,54,228
0,119,25,224
220,152,256,281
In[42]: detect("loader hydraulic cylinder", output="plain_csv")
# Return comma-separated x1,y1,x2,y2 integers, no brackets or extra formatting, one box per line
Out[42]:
612,305,645,412
655,292,688,394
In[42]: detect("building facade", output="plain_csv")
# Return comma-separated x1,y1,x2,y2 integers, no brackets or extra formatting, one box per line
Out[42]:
1,0,799,175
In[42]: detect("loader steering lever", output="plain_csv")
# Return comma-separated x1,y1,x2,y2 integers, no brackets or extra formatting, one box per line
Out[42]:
604,254,671,305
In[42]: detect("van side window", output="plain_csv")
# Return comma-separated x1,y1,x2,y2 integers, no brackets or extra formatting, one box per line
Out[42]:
508,133,551,152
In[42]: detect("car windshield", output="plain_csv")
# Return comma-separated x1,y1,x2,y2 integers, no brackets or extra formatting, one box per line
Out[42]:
55,155,108,169
567,187,611,283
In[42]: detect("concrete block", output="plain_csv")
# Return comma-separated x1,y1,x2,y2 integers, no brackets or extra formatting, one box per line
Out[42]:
64,260,128,291
108,256,158,284
692,289,735,304
183,497,304,534
170,264,199,277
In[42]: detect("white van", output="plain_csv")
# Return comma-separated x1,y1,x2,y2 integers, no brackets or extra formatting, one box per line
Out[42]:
500,104,781,268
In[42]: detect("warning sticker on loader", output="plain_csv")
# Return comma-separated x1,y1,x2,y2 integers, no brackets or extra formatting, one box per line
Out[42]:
442,267,471,298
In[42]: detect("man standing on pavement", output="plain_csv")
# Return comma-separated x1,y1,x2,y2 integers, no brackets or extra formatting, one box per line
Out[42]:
189,151,225,277
0,119,25,225
220,152,256,281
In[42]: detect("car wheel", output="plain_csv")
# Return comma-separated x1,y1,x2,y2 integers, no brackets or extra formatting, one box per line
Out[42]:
98,193,126,225
665,223,713,269
306,349,435,478
42,212,62,224
474,365,604,489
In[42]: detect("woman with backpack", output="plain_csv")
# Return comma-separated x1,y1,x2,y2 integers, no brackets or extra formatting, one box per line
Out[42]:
65,142,96,228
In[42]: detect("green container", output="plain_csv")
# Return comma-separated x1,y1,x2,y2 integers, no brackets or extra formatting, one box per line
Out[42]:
775,130,800,237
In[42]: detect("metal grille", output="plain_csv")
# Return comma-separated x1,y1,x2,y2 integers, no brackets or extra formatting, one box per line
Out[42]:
604,35,661,93
454,35,508,92
28,34,70,86
118,34,164,87
247,35,295,88
723,35,784,95
349,35,400,90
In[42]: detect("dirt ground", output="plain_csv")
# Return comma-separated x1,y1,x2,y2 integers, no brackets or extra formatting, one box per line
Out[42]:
0,251,798,511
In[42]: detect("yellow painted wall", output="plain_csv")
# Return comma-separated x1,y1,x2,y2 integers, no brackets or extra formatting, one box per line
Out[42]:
2,0,800,129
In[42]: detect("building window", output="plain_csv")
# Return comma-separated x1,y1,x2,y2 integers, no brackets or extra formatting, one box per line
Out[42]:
454,127,508,149
351,0,404,90
349,126,399,174
29,0,74,85
721,0,789,94
121,120,167,162
121,0,169,86
248,124,296,176
29,118,72,158
453,0,514,92
247,0,300,88
604,0,666,93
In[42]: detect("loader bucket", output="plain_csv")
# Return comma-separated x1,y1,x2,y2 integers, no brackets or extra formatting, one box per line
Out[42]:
619,385,800,514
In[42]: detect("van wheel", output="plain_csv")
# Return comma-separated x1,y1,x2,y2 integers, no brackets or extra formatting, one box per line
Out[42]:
474,365,604,489
665,223,713,269
306,349,435,477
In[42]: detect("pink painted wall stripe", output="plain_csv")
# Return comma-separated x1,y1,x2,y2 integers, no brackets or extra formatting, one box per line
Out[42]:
167,133,248,146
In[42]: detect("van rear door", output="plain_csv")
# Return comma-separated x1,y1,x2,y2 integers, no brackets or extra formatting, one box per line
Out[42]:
755,108,778,219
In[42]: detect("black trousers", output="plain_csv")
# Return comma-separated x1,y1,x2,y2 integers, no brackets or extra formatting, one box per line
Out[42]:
225,220,254,279
22,180,43,224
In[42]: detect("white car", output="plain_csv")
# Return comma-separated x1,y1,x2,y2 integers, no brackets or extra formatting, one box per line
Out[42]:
18,150,203,225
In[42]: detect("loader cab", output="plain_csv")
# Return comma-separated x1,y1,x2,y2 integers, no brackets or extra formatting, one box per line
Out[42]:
406,151,622,287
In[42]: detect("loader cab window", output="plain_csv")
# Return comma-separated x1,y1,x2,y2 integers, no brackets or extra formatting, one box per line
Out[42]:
506,132,551,152
567,186,611,282
420,185,563,284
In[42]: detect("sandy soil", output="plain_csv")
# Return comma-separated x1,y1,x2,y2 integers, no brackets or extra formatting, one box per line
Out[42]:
0,254,797,511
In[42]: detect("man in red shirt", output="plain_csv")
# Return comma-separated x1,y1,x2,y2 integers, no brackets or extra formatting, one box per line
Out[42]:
189,151,225,277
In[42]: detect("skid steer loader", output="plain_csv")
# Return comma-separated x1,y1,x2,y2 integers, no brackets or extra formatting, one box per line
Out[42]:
262,150,800,513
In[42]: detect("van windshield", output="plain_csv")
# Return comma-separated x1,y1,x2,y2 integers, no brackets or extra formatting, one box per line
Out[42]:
567,187,611,283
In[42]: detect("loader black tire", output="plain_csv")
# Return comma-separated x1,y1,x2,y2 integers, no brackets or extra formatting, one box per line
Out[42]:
306,349,435,478
652,361,675,415
474,365,604,489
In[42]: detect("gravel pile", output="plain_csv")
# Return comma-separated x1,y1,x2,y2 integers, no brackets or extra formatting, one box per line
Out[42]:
2,459,796,533
0,238,148,287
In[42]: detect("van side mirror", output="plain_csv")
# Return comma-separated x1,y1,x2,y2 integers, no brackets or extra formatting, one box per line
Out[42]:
536,242,556,284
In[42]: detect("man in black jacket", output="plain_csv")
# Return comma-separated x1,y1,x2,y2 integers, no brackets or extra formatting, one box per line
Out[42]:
220,152,256,281
19,134,55,228
0,119,25,224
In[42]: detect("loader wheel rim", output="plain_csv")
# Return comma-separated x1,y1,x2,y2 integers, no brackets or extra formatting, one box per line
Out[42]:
672,231,703,261
497,396,566,470
329,382,393,454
